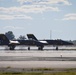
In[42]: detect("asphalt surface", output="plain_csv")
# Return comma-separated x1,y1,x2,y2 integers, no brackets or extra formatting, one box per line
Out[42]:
0,50,76,69
0,56,76,61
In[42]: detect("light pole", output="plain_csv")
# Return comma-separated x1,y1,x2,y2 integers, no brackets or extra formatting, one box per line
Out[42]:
50,30,52,39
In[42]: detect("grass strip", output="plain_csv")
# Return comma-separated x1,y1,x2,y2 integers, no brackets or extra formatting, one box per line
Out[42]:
0,71,76,75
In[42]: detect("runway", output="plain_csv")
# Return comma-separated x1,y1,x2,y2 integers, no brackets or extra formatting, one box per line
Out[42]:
0,50,76,68
0,61,76,69
0,56,76,61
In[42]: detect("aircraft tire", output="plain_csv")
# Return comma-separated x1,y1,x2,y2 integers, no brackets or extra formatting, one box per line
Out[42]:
56,46,58,50
38,46,43,50
28,47,30,50
9,45,15,50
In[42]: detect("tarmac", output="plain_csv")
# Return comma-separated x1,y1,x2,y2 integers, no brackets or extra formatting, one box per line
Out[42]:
0,50,76,69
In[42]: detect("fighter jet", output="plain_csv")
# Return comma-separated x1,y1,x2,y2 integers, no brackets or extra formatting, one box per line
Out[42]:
0,34,45,50
27,34,73,50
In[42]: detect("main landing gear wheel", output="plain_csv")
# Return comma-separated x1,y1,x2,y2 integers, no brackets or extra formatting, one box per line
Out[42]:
56,46,58,50
28,47,30,50
9,45,15,50
38,46,43,50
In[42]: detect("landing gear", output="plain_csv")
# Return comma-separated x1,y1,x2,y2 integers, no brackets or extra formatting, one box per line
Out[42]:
56,46,58,50
9,45,15,50
28,46,30,50
38,46,43,50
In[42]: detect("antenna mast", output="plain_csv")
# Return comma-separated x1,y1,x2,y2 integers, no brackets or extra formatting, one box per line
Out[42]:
50,30,52,39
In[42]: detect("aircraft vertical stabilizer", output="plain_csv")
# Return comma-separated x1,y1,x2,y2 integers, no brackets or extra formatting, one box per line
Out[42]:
27,34,38,41
0,34,9,45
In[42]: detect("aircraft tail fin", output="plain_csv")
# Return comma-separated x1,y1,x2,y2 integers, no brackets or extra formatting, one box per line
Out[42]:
0,34,9,45
27,34,38,41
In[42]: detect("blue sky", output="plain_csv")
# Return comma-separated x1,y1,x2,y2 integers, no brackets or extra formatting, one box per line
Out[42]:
0,0,76,40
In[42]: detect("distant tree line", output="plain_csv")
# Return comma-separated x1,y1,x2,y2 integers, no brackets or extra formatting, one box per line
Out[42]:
18,35,26,40
71,40,76,45
5,31,26,40
5,31,15,40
